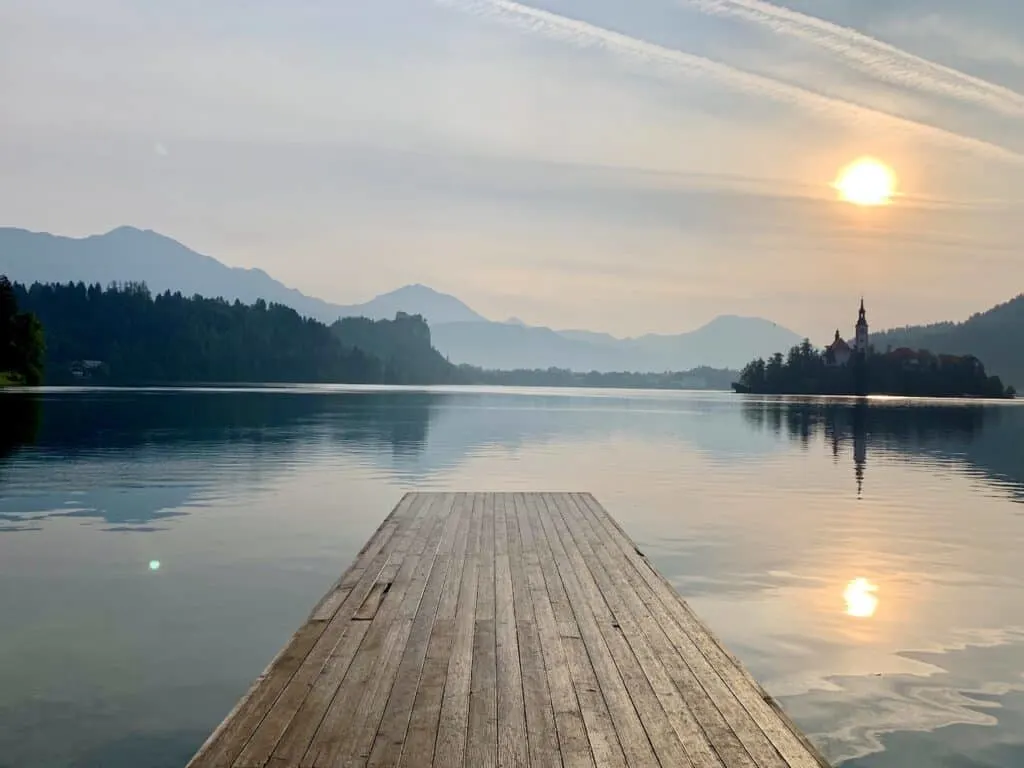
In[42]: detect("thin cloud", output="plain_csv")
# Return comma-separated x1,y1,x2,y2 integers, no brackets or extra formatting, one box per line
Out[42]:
437,0,1024,165
682,0,1024,116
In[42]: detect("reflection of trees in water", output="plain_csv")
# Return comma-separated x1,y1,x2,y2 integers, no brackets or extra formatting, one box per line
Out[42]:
741,397,1023,500
0,394,40,459
742,397,990,444
27,390,441,456
0,391,443,530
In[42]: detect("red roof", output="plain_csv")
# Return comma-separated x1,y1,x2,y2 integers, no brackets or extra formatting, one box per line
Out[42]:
827,337,851,353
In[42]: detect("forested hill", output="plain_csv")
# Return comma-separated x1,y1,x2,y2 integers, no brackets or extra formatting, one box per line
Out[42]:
13,281,460,385
873,294,1024,387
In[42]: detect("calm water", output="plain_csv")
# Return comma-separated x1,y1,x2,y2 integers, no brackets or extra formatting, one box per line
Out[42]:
1,387,1023,768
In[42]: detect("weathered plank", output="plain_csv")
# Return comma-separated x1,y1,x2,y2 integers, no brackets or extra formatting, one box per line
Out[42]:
562,494,726,768
188,492,831,768
496,498,529,768
537,494,658,768
525,494,626,768
199,493,423,768
573,494,829,768
398,493,472,767
468,493,499,768
549,494,694,768
301,495,452,767
508,494,562,768
515,493,593,768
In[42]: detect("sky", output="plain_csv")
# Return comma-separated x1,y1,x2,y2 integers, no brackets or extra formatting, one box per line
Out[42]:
2,0,1024,338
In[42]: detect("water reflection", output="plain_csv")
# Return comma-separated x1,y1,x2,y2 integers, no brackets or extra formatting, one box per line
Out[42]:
0,393,40,458
844,578,879,619
1,389,1024,768
741,398,1016,500
0,389,442,531
28,388,439,455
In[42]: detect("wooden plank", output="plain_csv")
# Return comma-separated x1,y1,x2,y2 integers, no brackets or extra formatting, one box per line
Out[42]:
551,493,696,768
308,493,421,623
327,495,460,767
257,559,402,768
190,492,831,768
573,494,823,768
537,494,659,768
433,493,485,767
367,495,466,767
495,490,510,556
524,493,625,768
555,494,717,768
399,493,473,767
299,495,452,767
467,494,498,768
508,493,562,768
254,496,438,768
561,495,727,768
515,493,592,768
495,496,529,768
189,493,423,768
569,493,765,768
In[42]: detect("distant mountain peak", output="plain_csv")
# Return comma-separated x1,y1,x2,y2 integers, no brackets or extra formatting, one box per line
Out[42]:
0,226,489,326
698,314,790,330
100,225,161,239
358,284,488,324
384,283,456,300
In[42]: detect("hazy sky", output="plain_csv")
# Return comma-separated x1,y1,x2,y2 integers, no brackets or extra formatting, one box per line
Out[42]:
3,0,1024,337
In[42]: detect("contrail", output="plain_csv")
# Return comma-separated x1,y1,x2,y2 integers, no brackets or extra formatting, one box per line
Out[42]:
682,0,1024,116
437,0,1024,165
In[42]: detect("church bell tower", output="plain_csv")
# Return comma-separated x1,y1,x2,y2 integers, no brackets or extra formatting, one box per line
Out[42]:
855,298,869,352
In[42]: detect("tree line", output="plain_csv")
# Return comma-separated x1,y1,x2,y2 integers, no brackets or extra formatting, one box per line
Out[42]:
872,294,1024,388
460,365,738,390
0,275,45,385
734,340,1014,398
12,281,461,385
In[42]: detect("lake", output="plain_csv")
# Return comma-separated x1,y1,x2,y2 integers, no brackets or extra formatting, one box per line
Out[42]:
1,387,1023,767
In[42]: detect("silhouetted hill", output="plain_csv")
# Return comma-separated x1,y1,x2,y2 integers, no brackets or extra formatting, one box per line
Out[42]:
0,226,347,321
874,295,1024,387
0,227,485,325
348,284,486,324
432,315,802,372
13,281,459,385
0,225,801,372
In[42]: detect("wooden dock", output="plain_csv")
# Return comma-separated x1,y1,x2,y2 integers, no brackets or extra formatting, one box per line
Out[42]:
188,492,829,768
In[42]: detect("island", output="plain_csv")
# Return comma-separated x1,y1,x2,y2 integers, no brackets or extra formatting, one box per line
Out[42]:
733,299,1015,399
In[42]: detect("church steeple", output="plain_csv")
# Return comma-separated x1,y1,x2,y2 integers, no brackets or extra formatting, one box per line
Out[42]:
855,297,869,351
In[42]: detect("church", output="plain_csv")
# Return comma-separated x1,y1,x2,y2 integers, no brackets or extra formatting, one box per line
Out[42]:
824,299,869,367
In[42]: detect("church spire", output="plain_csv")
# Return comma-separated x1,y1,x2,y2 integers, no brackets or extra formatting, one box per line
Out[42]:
855,297,869,351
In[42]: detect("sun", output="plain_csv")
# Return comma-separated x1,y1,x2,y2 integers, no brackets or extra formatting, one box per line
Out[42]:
834,157,897,206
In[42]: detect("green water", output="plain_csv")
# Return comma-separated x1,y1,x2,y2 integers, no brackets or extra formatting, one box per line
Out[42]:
1,387,1023,767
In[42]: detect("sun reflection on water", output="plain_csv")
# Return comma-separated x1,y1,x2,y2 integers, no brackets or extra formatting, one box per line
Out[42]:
844,577,879,618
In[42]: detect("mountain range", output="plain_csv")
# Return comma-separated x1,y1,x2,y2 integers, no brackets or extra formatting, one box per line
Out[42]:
0,226,803,372
0,227,485,325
